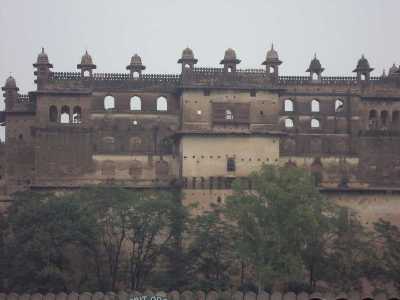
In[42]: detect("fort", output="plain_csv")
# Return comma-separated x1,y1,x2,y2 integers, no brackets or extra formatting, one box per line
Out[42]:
2,46,400,225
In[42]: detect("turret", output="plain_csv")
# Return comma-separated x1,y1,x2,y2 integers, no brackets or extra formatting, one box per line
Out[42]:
2,76,19,111
306,54,324,82
262,44,282,80
220,48,240,72
353,55,374,82
389,63,398,77
126,54,146,78
33,48,53,89
77,50,96,77
178,47,198,72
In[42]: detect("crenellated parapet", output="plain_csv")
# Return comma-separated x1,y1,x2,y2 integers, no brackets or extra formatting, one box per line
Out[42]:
27,46,400,92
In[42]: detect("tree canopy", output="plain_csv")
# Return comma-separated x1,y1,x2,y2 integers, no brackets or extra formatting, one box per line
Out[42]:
0,166,398,293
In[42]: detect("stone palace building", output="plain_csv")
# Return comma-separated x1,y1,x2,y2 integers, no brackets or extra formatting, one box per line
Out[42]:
2,46,400,224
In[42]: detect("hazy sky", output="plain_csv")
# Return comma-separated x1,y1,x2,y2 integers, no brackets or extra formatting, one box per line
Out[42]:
0,0,399,139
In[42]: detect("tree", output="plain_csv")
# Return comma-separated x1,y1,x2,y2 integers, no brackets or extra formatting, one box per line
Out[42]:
374,219,400,288
5,191,98,293
323,207,377,291
187,204,235,290
73,187,132,291
1,187,189,292
224,165,337,291
71,187,187,291
123,189,185,290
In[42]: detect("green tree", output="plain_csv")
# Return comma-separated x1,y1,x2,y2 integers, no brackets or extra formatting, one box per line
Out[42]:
70,187,188,291
73,187,132,291
323,207,377,291
224,165,336,291
5,191,98,293
187,205,234,290
2,187,189,292
374,219,400,288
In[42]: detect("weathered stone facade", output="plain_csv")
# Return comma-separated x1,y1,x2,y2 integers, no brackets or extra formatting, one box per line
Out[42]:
2,46,400,224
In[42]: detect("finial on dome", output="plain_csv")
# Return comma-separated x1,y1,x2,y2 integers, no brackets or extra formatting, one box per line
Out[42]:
34,47,52,67
77,50,96,77
127,53,146,76
353,54,373,73
178,47,198,70
306,54,324,79
2,75,19,94
388,63,398,76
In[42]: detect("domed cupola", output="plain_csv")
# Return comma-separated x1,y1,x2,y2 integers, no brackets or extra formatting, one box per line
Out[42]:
35,48,52,66
306,54,324,81
126,54,146,77
77,50,96,77
265,44,280,63
4,76,17,90
262,44,282,79
389,63,398,76
33,48,53,88
220,48,241,72
2,76,19,110
353,55,374,81
178,47,198,72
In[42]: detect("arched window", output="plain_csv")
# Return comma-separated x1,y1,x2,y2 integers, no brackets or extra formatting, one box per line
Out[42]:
369,110,377,120
335,99,344,112
60,106,70,124
225,109,234,120
156,96,168,111
393,111,400,127
311,99,320,112
130,96,141,111
72,106,82,124
104,95,115,110
49,105,58,122
269,66,275,74
311,118,320,128
284,99,294,112
381,110,389,128
285,118,294,128
369,110,378,129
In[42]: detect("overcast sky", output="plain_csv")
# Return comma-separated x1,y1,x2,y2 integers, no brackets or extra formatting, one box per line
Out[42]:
0,0,399,139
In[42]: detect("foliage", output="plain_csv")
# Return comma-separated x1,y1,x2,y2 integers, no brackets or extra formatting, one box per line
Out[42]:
2,187,186,292
4,191,98,293
323,207,378,291
374,219,400,288
0,168,399,292
224,165,334,291
187,205,235,290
